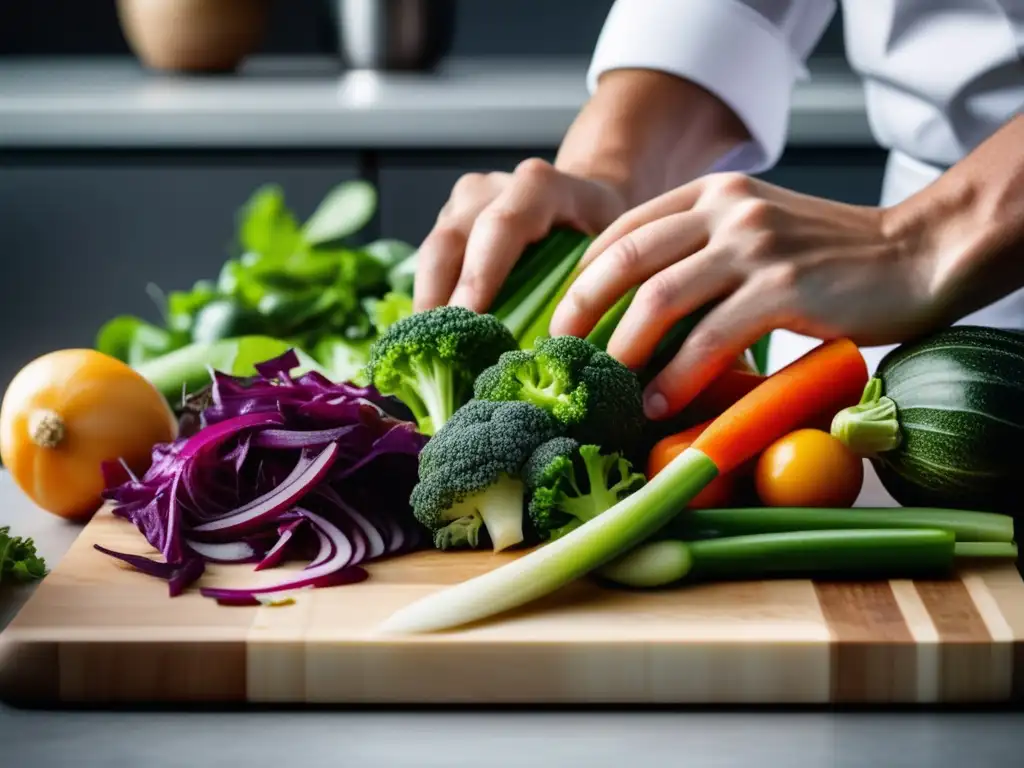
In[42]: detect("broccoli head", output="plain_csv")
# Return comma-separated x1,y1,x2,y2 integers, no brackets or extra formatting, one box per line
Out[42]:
365,306,518,436
523,438,646,541
473,334,644,450
411,399,562,551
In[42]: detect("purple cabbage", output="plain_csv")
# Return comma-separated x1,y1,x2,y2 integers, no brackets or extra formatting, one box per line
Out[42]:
97,350,428,603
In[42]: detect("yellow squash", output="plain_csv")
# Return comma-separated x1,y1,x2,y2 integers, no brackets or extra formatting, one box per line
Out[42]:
0,349,178,521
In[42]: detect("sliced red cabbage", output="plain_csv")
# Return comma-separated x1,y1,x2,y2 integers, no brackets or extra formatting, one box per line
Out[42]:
97,348,428,603
190,443,340,537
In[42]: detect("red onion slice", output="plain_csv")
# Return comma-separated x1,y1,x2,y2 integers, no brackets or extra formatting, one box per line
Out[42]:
190,443,339,537
198,509,357,603
184,539,259,564
254,519,305,571
251,424,358,449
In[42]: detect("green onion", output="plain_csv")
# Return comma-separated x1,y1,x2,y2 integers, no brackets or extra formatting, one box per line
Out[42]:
953,541,1019,559
665,506,1015,544
490,230,591,341
377,446,719,635
599,528,968,588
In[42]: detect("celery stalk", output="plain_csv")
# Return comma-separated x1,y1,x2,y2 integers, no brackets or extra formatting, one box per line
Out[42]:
377,446,719,635
666,506,1015,544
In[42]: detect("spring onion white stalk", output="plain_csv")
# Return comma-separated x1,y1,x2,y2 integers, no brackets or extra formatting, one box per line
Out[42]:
377,446,719,635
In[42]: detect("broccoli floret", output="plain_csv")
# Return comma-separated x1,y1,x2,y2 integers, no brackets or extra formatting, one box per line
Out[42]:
366,306,518,436
411,399,562,551
523,438,646,541
473,334,644,451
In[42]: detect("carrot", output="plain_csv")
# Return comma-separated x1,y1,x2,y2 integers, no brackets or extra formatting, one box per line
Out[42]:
648,419,738,508
691,338,868,475
685,367,765,420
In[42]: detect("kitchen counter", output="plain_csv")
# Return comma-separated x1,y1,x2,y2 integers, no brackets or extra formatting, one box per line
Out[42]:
1,468,1021,767
0,56,874,150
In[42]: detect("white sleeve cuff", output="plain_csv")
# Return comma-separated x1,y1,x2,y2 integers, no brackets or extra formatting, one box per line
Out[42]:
586,0,810,173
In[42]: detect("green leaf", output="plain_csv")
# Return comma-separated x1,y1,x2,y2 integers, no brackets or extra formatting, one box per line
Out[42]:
365,291,413,335
95,315,180,365
166,280,219,335
362,238,417,271
190,299,266,345
313,335,373,385
0,525,47,584
302,180,377,245
387,248,419,295
238,184,303,260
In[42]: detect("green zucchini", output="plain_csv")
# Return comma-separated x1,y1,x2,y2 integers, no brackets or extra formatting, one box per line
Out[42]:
831,325,1024,515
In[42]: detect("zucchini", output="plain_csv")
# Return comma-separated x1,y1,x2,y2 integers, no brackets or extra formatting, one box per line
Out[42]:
831,325,1024,515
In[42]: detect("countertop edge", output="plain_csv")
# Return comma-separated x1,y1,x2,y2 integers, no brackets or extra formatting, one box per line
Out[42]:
0,55,876,150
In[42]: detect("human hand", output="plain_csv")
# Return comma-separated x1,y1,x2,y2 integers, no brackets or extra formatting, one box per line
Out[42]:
412,158,629,313
549,172,942,419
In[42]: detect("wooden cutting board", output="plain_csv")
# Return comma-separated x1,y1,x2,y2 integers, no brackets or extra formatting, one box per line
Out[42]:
2,506,1023,706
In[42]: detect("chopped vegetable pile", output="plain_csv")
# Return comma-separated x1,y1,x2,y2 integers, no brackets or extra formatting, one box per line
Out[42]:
2,176,1020,637
95,350,427,604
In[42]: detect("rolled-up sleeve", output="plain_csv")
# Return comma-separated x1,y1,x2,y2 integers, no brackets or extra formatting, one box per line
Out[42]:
587,0,837,173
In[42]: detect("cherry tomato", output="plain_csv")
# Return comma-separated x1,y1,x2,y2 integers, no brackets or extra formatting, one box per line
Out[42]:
648,420,738,508
754,428,864,508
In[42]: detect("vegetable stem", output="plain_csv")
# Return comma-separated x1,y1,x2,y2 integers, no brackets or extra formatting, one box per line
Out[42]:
377,446,719,634
831,377,902,455
666,506,1015,544
600,528,960,588
27,409,65,449
953,541,1018,559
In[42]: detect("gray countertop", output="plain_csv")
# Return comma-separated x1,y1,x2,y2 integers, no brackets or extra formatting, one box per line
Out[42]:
0,56,874,150
1,468,1021,767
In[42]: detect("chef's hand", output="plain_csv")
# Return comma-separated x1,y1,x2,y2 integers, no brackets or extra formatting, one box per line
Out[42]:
549,172,943,419
412,159,628,313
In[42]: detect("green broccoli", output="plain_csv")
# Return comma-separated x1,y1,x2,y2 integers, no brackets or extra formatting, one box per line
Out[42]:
473,334,644,451
411,399,562,552
365,306,518,436
523,437,646,542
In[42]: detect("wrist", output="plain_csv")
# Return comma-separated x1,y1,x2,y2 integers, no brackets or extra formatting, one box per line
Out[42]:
555,69,749,208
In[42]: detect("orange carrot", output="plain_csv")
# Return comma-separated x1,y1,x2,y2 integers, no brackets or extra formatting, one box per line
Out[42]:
647,419,738,508
691,338,868,475
685,367,765,420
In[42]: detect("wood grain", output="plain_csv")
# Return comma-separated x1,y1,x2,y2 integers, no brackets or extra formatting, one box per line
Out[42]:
1,507,1022,705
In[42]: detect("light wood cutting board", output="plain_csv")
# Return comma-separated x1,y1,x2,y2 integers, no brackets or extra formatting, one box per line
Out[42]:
2,505,1023,706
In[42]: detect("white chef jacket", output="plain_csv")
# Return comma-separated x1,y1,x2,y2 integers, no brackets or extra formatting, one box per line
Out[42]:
587,0,1024,374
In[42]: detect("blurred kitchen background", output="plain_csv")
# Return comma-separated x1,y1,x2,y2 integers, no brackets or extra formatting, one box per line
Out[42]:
0,0,880,389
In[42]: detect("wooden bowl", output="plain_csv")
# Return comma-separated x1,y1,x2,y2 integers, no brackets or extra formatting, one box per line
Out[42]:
116,0,271,73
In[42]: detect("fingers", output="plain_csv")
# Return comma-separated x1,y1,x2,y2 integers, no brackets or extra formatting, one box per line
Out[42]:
642,271,792,418
576,178,706,272
413,172,506,312
448,159,564,312
549,210,710,339
603,246,740,370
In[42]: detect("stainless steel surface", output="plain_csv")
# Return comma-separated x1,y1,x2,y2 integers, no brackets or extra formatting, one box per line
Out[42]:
330,0,456,71
0,56,875,149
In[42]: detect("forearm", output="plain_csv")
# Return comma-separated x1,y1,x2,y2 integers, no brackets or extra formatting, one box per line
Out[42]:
889,115,1024,324
554,69,750,208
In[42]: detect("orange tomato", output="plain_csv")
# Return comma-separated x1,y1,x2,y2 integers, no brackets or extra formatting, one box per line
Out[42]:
754,428,863,508
647,420,737,508
0,349,178,521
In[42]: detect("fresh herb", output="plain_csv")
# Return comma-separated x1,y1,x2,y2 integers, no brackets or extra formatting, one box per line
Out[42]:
0,526,47,584
95,181,417,391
